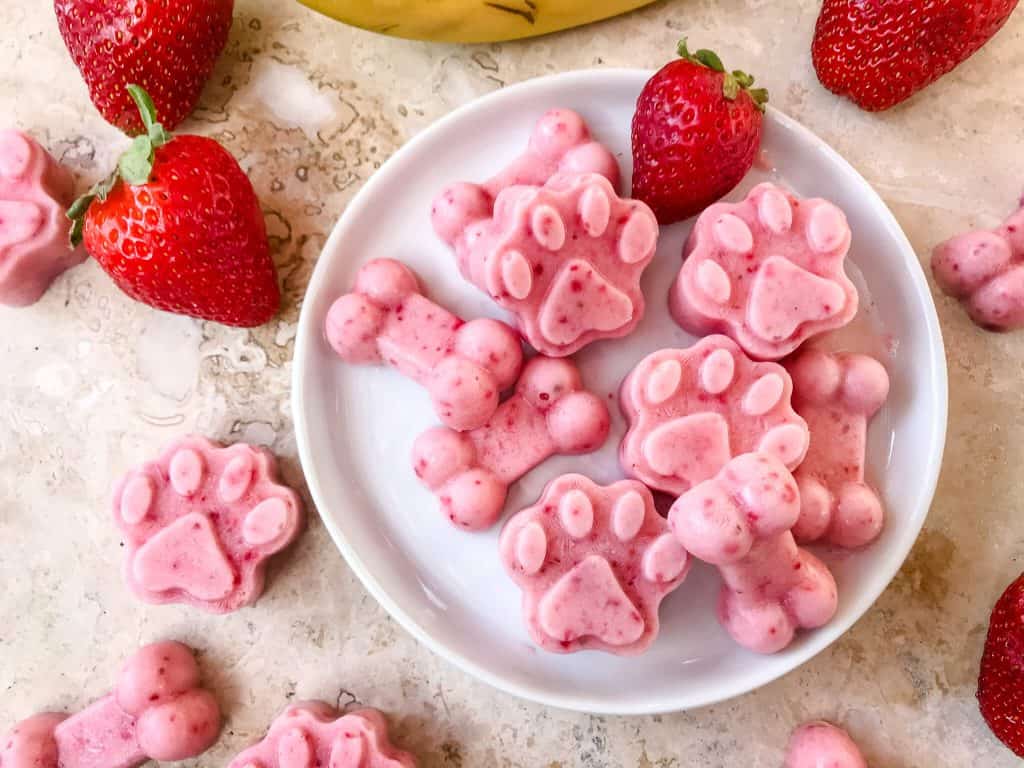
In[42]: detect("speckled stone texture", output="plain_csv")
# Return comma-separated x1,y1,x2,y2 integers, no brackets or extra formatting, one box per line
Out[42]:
1,0,1022,765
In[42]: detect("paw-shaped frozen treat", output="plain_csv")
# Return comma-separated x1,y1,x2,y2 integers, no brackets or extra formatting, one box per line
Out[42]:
435,172,659,356
785,349,890,548
431,108,620,245
670,182,859,360
786,722,867,768
500,474,690,655
412,356,610,531
0,130,84,307
668,453,838,653
325,258,523,431
619,335,809,497
932,202,1024,330
0,641,221,768
113,435,304,613
227,701,416,768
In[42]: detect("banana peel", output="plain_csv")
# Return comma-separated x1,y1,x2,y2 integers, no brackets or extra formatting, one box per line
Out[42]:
298,0,658,43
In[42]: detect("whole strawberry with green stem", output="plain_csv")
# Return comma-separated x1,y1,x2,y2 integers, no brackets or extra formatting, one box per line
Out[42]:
978,571,1024,757
55,0,234,135
69,85,280,328
631,39,768,225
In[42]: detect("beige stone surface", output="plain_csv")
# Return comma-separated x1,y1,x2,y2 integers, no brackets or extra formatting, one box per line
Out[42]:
1,0,1023,765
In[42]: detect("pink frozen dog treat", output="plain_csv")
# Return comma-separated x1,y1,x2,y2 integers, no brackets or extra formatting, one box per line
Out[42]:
786,722,867,768
435,172,659,356
786,349,890,548
668,453,838,653
670,182,859,360
619,335,809,497
500,474,690,654
325,258,522,432
431,108,620,246
0,641,221,768
0,130,83,307
412,356,610,531
932,201,1024,330
227,701,416,768
113,435,304,613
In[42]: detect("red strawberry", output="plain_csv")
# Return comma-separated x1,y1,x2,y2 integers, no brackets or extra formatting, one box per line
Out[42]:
631,39,767,225
54,0,234,135
69,86,279,327
812,0,1019,112
978,571,1024,757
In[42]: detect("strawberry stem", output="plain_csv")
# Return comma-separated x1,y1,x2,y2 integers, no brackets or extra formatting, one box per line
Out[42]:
676,37,769,113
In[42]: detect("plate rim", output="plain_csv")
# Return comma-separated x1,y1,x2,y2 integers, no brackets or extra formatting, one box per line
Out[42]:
292,67,949,715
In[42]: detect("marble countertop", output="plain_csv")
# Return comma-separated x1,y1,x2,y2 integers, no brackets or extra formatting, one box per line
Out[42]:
2,0,1023,765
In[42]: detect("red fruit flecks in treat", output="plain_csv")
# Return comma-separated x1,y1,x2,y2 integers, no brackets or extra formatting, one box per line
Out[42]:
812,0,1019,112
69,86,280,327
978,572,1024,758
55,0,234,135
631,39,767,225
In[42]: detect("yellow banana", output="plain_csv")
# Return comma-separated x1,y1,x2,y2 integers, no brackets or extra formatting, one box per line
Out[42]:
297,0,657,43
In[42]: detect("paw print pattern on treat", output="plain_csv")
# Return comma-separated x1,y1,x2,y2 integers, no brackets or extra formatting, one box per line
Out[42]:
431,108,620,246
0,641,221,768
931,202,1024,330
436,172,659,356
619,335,809,497
500,474,690,655
113,436,304,614
785,349,890,548
412,356,610,531
785,722,867,768
226,701,416,768
0,130,84,307
668,453,838,654
325,258,523,431
670,182,859,360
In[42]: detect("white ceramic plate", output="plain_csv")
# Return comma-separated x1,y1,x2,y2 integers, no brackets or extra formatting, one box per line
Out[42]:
293,69,947,714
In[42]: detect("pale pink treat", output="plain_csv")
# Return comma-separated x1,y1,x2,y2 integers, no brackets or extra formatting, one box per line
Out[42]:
412,356,610,531
325,258,522,431
785,349,890,548
619,335,809,497
435,172,659,356
932,201,1024,331
668,453,838,653
786,722,867,768
0,130,84,307
431,108,620,246
670,182,859,360
227,701,416,768
499,474,690,655
0,641,221,768
113,435,304,613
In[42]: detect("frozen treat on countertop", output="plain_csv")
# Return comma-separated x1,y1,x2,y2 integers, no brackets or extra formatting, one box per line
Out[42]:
227,701,416,768
669,453,838,653
785,721,867,768
0,129,83,307
412,356,610,531
670,182,858,360
113,435,304,613
325,258,523,431
500,474,690,655
619,335,809,497
0,641,220,768
932,200,1024,331
785,349,890,548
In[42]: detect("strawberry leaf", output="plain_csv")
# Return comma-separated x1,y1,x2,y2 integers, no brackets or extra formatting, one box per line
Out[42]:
119,135,155,186
694,49,725,73
722,72,740,100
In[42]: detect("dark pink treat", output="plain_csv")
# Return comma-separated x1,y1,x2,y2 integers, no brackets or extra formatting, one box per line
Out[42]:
785,349,890,548
932,201,1024,331
500,474,689,655
412,356,610,531
227,701,416,768
0,641,221,768
113,435,304,613
325,258,523,431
